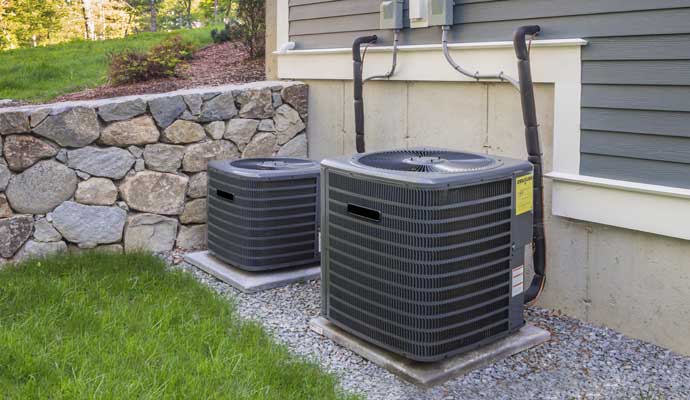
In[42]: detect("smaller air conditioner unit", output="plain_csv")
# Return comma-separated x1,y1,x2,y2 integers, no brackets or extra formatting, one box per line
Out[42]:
207,158,321,271
320,148,534,361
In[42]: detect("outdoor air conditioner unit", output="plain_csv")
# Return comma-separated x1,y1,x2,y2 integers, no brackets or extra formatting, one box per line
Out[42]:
207,158,321,272
320,148,534,362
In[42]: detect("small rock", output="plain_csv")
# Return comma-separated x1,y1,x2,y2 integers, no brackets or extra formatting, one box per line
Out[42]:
0,215,33,258
56,149,68,163
258,119,275,132
116,201,129,211
0,111,30,134
281,84,309,119
52,201,126,246
204,121,225,140
0,164,8,191
182,140,239,172
277,134,308,158
162,120,206,144
180,198,207,224
14,240,67,261
237,89,274,119
179,111,198,121
76,170,91,180
5,160,77,214
149,95,187,128
33,218,62,242
96,244,123,253
176,224,207,250
134,159,145,171
225,119,259,150
100,115,160,146
183,94,203,116
187,172,208,198
243,132,278,158
272,93,283,108
67,146,135,180
128,145,143,158
0,194,12,218
98,99,147,122
32,107,99,147
143,143,185,173
124,213,178,253
75,177,118,206
3,135,57,171
119,171,188,215
273,104,305,145
199,93,237,122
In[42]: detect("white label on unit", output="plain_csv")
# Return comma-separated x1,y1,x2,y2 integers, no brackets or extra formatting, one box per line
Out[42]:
318,231,322,253
512,266,524,297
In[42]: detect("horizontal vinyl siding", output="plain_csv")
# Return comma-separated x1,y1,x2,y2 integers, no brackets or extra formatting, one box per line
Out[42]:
288,0,690,189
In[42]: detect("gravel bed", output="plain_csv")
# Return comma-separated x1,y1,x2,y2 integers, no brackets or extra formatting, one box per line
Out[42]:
170,256,690,400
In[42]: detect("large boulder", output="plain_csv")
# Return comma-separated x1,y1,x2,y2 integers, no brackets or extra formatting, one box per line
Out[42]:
187,172,207,198
224,119,259,151
0,111,30,134
273,104,305,145
180,198,207,224
3,135,57,171
32,107,99,147
119,171,188,215
5,160,77,214
0,194,12,218
52,201,126,246
67,146,134,179
98,99,147,122
100,115,160,146
281,84,309,119
182,140,239,172
124,213,178,252
14,240,67,262
199,93,237,122
162,120,206,144
75,178,118,206
0,164,9,191
242,132,277,158
276,134,308,158
176,224,207,250
204,121,225,140
0,215,33,258
149,95,187,128
143,143,185,173
33,218,62,242
237,89,274,119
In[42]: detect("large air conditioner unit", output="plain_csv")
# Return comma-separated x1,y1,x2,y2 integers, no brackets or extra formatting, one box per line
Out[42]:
320,149,534,362
208,158,321,272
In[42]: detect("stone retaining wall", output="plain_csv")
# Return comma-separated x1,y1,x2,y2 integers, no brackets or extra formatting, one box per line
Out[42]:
0,81,309,263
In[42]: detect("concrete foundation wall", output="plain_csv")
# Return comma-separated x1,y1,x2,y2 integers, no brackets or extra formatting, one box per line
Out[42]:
303,79,690,356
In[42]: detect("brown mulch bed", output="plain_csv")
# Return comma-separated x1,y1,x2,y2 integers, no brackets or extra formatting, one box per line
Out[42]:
55,41,265,103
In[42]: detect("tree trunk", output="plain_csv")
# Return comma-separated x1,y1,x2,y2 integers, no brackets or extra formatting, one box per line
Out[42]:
82,0,96,40
150,0,157,32
186,0,192,28
214,0,219,23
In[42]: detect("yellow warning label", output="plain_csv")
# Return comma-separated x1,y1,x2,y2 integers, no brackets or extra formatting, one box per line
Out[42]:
515,174,534,216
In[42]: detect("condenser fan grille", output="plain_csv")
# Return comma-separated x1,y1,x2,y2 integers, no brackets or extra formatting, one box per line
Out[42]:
230,158,318,171
357,149,499,173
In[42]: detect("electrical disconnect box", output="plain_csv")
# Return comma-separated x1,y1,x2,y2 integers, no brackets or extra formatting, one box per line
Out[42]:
404,0,454,28
380,0,404,30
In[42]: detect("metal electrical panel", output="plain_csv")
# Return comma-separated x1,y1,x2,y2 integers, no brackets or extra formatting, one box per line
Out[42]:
380,0,404,30
407,0,453,28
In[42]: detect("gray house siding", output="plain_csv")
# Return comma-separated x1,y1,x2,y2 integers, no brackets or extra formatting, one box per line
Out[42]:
288,0,690,189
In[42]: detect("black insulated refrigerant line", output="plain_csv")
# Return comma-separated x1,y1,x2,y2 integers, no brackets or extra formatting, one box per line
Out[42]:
352,35,378,153
514,25,546,303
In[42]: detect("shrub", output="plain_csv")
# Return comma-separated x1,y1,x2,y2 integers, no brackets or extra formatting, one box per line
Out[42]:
107,36,195,85
209,0,265,59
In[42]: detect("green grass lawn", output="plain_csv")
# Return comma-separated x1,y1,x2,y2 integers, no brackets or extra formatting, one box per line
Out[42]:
0,28,215,103
0,252,357,399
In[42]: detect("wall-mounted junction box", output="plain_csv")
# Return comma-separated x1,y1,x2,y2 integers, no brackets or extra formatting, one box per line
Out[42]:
380,0,404,30
404,0,454,29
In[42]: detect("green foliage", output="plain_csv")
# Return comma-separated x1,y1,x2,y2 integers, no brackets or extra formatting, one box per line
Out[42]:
0,27,213,101
1,0,68,48
108,35,195,84
0,251,358,399
210,0,264,58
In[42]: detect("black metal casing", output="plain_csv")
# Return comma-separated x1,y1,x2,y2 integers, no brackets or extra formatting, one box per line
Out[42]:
207,158,321,272
320,149,533,362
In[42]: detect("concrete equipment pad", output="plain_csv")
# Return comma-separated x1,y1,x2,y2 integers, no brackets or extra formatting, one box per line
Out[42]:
310,316,551,387
184,251,320,293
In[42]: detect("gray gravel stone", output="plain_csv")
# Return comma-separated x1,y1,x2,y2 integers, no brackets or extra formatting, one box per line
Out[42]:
199,93,237,122
182,140,239,173
67,146,135,179
276,134,308,158
124,213,178,252
32,107,99,147
74,177,118,206
2,134,58,171
143,143,185,173
52,201,126,246
5,160,77,214
149,95,187,128
33,218,62,242
0,215,33,258
100,115,160,147
14,240,67,261
0,111,30,134
98,99,147,122
119,171,188,215
187,172,207,199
